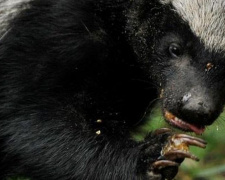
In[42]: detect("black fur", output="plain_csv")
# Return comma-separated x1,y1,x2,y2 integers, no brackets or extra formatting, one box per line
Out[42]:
0,0,225,179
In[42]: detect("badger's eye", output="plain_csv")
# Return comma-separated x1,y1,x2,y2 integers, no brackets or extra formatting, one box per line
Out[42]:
169,43,182,58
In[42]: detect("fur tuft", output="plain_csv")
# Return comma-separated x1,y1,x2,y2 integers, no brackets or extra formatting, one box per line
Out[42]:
161,0,225,52
0,0,33,38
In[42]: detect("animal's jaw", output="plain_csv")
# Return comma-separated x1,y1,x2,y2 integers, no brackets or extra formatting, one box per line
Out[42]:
164,110,206,135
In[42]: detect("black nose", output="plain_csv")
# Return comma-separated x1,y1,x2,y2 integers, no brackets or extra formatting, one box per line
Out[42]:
180,92,216,125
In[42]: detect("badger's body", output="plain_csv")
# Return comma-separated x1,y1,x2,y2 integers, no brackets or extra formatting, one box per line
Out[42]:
0,0,225,179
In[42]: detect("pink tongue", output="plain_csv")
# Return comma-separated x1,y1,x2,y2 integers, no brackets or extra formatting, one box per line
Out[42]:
186,123,205,135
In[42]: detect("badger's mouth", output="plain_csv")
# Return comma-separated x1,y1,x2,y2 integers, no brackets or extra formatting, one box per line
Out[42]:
164,110,205,135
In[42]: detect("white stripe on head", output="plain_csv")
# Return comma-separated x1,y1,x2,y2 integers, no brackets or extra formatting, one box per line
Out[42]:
160,0,225,52
0,0,33,38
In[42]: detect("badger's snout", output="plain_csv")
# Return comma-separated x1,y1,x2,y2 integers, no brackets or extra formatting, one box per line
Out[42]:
179,87,219,126
181,96,213,125
162,77,224,134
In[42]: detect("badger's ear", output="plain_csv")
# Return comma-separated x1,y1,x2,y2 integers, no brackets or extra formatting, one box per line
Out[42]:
0,0,33,38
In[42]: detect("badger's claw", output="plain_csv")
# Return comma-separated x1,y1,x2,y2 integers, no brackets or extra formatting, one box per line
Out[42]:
151,129,207,176
152,160,179,170
153,128,172,135
161,150,199,161
161,133,207,162
173,134,207,148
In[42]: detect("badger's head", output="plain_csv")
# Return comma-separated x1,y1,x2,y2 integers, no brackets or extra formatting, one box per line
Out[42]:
127,0,225,134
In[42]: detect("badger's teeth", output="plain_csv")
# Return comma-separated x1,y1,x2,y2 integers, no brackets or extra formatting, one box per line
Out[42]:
164,110,205,135
174,117,186,126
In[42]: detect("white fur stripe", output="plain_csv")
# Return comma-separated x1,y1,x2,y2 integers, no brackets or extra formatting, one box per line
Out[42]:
161,0,225,52
0,0,33,38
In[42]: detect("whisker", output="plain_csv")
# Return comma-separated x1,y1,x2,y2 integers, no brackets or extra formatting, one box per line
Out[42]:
81,20,91,35
134,98,161,126
131,78,161,89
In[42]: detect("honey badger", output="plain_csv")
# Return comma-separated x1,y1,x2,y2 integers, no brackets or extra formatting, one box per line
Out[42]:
0,0,224,180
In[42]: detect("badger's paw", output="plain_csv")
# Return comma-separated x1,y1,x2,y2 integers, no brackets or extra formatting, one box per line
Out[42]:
148,129,207,180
